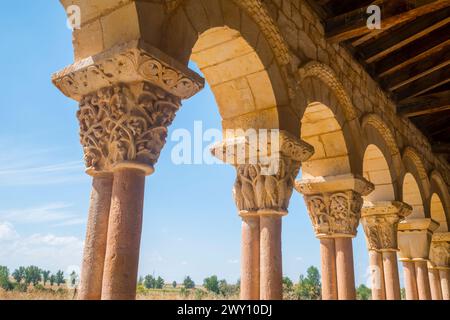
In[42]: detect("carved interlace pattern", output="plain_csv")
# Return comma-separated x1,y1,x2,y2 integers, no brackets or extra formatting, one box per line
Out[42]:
304,191,363,237
233,158,300,213
429,242,449,268
77,82,180,173
361,215,400,251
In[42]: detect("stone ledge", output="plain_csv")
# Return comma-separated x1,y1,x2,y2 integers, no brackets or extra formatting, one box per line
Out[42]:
52,39,205,100
295,174,374,196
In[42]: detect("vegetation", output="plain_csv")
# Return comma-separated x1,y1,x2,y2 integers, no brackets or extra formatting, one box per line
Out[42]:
356,284,372,300
183,276,195,289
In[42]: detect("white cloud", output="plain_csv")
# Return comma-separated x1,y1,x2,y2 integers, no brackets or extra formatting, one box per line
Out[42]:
0,221,83,271
0,202,85,227
0,145,85,186
227,259,239,264
0,222,19,241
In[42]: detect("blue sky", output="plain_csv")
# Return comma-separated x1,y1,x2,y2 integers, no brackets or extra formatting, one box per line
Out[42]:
0,1,380,287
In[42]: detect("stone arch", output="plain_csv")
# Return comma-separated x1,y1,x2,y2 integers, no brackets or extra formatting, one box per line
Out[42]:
297,62,362,178
402,147,432,207
362,144,396,202
160,0,294,132
163,0,291,66
361,114,402,200
402,172,427,219
430,171,450,231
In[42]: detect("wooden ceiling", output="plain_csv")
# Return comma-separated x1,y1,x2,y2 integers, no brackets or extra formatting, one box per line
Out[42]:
306,0,450,162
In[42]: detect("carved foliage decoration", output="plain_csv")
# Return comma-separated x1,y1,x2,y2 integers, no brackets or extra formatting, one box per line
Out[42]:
78,82,180,173
362,215,400,251
233,158,301,213
53,44,204,101
305,191,363,237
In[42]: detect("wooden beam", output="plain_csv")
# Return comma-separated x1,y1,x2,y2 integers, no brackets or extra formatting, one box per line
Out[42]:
432,142,450,154
358,7,450,62
372,24,450,77
393,66,450,100
398,90,450,117
326,0,450,43
381,46,450,91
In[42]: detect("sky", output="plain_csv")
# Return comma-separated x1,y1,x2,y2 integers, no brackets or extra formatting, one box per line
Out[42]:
0,1,380,287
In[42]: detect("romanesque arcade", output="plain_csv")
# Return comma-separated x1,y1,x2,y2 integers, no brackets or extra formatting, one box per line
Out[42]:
53,0,450,300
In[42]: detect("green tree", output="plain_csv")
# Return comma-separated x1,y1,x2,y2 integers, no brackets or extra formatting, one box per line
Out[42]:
69,271,78,287
296,266,322,300
12,267,26,284
42,270,51,286
24,266,42,286
155,276,165,289
144,275,156,289
55,270,65,286
183,276,195,289
401,288,406,300
203,275,220,294
356,284,371,300
172,281,177,288
0,266,13,291
50,274,56,286
283,276,294,292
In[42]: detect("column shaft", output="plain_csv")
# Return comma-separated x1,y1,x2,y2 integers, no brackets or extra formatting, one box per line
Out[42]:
429,268,443,300
369,250,386,300
241,216,260,300
260,216,282,300
320,238,338,300
439,269,450,300
382,251,401,300
101,169,146,300
415,260,432,300
402,261,419,300
78,175,113,300
335,238,356,300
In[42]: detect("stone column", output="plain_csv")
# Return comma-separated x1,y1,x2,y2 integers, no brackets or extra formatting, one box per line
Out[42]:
383,251,401,300
402,261,419,300
439,269,450,300
428,233,450,300
240,214,260,300
319,238,338,299
296,174,374,300
361,201,412,300
78,174,113,300
52,41,204,300
398,218,439,300
212,131,314,300
428,267,443,300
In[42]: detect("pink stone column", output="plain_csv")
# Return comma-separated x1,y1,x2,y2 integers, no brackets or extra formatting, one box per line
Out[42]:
335,237,356,300
403,261,419,300
320,238,338,300
415,260,432,300
260,215,282,300
101,168,146,300
382,251,401,300
241,216,260,300
429,268,443,300
439,269,450,300
78,174,113,300
369,250,386,300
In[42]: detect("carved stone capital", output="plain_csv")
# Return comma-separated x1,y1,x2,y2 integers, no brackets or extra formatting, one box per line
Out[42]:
361,201,412,252
295,174,374,238
52,40,205,101
210,130,314,165
429,232,450,269
210,131,313,217
398,218,440,262
77,82,180,175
